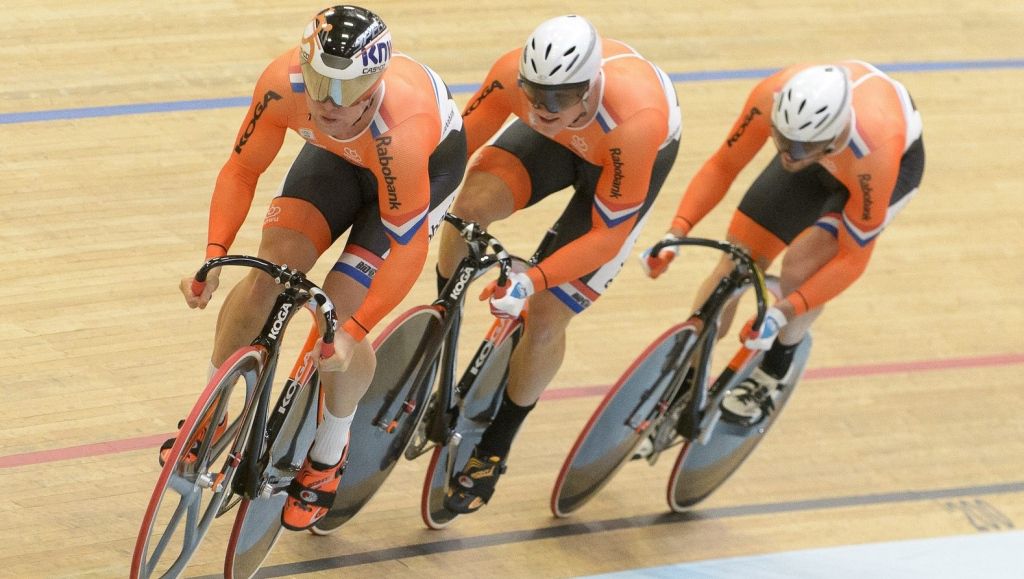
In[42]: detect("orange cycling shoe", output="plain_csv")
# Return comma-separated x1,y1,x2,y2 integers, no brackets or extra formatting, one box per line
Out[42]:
281,446,349,531
158,415,228,467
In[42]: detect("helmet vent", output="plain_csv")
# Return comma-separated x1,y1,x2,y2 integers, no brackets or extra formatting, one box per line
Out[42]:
545,44,553,58
566,54,580,71
813,115,830,128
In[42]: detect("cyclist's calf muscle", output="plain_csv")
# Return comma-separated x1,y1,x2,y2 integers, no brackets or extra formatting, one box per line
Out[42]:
505,291,573,406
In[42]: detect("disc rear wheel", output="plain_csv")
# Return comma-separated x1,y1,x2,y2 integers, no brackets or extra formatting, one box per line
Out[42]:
551,324,697,517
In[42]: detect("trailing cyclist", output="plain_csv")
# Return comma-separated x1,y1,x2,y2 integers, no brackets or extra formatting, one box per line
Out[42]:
642,61,925,424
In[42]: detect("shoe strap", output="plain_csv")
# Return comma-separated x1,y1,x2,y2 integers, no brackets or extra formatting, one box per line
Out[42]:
286,478,337,508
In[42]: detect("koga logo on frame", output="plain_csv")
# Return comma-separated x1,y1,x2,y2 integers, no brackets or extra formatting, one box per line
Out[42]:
448,268,474,301
268,302,292,340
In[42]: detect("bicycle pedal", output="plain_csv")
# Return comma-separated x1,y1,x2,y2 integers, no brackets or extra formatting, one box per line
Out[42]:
631,437,654,461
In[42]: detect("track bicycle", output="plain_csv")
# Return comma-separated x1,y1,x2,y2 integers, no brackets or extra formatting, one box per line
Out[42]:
312,213,556,533
551,237,812,517
131,256,338,578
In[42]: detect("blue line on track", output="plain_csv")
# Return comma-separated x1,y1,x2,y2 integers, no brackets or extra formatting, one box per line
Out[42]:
3,58,1022,125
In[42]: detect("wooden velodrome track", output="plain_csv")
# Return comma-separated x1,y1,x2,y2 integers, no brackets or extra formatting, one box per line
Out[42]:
2,1,1023,577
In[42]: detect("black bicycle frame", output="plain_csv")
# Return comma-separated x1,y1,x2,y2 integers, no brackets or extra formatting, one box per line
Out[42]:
632,238,770,442
423,214,558,445
192,256,338,500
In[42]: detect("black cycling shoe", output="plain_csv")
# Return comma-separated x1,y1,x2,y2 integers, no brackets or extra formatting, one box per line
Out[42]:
444,447,507,514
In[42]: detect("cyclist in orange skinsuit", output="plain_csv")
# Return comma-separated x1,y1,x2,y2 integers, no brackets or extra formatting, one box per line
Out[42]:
175,5,466,530
436,14,682,514
642,60,924,424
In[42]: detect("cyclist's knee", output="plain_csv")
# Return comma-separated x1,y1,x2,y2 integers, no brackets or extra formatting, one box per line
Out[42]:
451,171,515,226
522,293,572,345
235,268,284,305
257,227,320,272
780,230,837,294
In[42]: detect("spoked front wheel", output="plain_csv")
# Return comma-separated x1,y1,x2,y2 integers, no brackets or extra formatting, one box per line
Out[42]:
131,347,263,579
667,334,812,511
421,319,523,530
224,374,321,578
312,306,443,535
551,323,698,518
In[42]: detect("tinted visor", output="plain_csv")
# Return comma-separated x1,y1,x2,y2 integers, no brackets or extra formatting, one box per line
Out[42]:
518,77,589,113
770,126,832,161
301,61,383,107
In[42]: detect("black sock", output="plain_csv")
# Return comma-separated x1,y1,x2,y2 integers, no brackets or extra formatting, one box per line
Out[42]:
761,340,800,379
477,391,536,458
436,265,450,295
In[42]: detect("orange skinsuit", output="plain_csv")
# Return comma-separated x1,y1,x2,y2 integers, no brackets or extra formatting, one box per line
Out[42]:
462,39,682,293
671,60,923,316
205,47,462,341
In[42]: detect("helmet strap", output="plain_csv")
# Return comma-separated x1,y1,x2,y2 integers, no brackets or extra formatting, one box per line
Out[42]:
570,72,603,126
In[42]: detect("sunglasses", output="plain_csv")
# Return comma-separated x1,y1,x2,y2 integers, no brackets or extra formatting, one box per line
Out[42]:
517,77,589,113
770,126,833,161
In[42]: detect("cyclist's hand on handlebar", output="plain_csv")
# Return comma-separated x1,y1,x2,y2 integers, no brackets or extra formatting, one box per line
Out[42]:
479,271,533,319
740,306,788,350
319,331,357,374
180,271,220,310
639,233,684,279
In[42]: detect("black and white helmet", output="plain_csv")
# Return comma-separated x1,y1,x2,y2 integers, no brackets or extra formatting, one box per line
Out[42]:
519,15,602,88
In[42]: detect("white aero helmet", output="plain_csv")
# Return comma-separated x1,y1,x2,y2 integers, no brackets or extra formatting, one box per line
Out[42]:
518,15,602,112
770,65,852,159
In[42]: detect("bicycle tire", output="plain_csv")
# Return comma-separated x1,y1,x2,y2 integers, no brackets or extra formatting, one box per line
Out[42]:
421,319,523,530
224,373,321,577
667,334,812,511
131,347,264,579
551,323,698,518
312,306,443,534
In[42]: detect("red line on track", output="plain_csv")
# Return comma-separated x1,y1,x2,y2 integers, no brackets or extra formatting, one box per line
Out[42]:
3,352,1021,469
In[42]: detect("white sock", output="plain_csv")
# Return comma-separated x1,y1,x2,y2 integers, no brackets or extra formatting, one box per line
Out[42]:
308,407,355,466
208,362,217,383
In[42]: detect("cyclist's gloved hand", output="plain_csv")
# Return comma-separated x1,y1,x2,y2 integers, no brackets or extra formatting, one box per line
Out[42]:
479,271,533,319
639,233,684,279
740,306,788,350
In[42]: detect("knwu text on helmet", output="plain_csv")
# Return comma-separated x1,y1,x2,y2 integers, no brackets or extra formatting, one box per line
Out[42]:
360,39,391,75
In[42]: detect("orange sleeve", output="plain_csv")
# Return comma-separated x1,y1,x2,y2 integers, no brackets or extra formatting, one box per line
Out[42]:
343,113,439,341
461,50,520,157
670,75,777,235
205,59,292,258
782,138,904,315
526,108,665,290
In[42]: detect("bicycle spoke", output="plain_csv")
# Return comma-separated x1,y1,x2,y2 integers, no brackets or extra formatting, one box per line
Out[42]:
143,475,203,577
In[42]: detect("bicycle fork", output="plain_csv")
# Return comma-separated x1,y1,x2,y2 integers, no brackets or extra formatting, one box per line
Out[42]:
440,315,520,495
